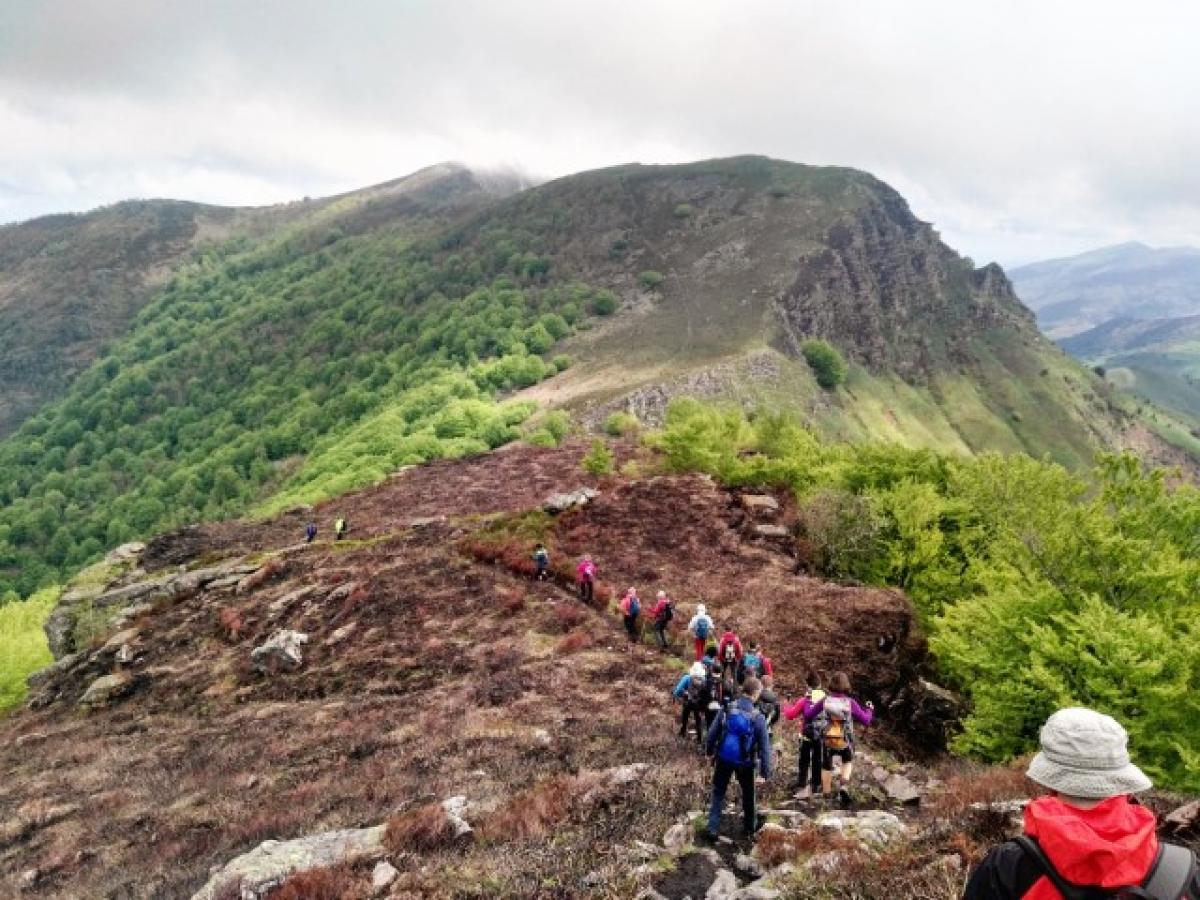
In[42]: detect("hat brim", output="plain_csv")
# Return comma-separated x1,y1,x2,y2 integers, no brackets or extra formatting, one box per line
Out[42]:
1027,751,1152,799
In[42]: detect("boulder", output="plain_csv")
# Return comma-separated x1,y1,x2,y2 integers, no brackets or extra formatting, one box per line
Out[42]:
1164,799,1200,835
663,820,692,853
26,653,83,692
544,487,598,514
705,868,739,900
251,631,310,671
751,524,790,539
442,795,473,840
740,495,780,515
882,773,922,805
371,860,398,892
79,672,135,708
887,678,966,754
734,852,764,879
733,884,782,900
190,824,386,900
100,628,139,655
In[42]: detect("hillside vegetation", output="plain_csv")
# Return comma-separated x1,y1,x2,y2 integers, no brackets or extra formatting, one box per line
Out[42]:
0,156,1196,602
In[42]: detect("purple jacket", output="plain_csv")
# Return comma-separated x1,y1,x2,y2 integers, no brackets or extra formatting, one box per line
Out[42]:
802,692,873,726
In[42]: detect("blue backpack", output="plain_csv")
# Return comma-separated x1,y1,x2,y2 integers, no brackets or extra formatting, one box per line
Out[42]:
742,652,762,675
695,618,711,639
717,707,760,766
628,596,640,617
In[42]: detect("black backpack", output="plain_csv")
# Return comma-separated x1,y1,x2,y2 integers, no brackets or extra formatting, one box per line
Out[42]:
685,675,707,708
1015,835,1198,900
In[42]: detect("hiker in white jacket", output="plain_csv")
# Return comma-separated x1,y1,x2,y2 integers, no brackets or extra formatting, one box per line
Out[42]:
688,603,714,661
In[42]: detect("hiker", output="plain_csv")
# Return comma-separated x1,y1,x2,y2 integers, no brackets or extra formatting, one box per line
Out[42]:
576,555,596,603
688,603,714,661
741,641,774,680
533,543,550,581
783,671,827,799
756,674,781,734
305,522,317,543
712,661,738,715
619,587,641,644
334,517,347,541
650,590,674,649
704,676,773,841
701,644,719,673
798,670,873,807
717,625,744,682
672,661,712,746
965,707,1199,900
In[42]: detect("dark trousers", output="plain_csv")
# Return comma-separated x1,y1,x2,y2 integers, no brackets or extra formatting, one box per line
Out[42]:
653,621,669,648
707,761,756,836
798,737,822,792
623,615,639,642
579,579,594,603
679,703,704,743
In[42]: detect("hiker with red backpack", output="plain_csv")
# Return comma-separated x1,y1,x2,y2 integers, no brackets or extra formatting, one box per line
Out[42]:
965,707,1199,900
672,661,712,746
704,676,772,841
650,590,674,650
717,625,744,682
797,670,873,807
619,587,641,644
688,604,714,661
576,554,596,603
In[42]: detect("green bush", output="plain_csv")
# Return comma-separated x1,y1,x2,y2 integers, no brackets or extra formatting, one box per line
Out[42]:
651,398,1200,790
673,204,693,219
552,354,571,372
638,271,665,291
604,411,640,437
581,439,614,476
0,587,58,712
801,339,848,389
590,291,618,316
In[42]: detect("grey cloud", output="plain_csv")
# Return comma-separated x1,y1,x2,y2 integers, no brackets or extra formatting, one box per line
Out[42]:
1,0,1198,264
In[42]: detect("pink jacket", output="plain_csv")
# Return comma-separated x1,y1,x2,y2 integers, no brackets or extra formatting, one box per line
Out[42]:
717,632,743,663
619,592,639,616
576,560,596,582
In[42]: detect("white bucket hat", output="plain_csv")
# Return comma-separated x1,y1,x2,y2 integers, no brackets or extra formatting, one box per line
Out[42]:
696,603,707,616
1026,708,1152,799
690,662,707,680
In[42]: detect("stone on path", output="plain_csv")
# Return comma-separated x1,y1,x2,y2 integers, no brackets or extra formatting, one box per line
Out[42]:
250,630,309,671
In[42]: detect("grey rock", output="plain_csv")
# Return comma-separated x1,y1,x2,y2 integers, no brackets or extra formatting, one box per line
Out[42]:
100,628,139,655
663,820,692,853
740,494,780,514
190,824,386,900
751,524,790,539
26,653,83,691
883,773,922,805
631,839,662,861
326,623,356,645
732,884,781,900
734,852,764,879
371,860,398,892
544,487,599,514
250,630,309,671
442,795,473,839
705,869,739,900
79,672,134,707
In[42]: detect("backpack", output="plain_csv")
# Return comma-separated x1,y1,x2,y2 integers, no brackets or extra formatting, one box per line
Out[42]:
717,706,761,767
534,548,549,564
694,618,711,640
822,695,854,751
627,595,640,618
743,652,762,675
722,641,737,664
685,675,707,708
660,601,674,624
802,689,828,741
1015,835,1198,900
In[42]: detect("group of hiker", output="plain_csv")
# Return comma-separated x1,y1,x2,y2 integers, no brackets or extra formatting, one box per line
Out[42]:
539,549,1200,899
304,518,348,543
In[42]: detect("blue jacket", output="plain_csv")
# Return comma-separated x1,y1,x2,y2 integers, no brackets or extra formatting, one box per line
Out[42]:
706,697,772,777
672,674,693,699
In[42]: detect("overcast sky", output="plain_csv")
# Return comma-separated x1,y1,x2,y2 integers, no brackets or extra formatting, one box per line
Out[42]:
1,0,1197,266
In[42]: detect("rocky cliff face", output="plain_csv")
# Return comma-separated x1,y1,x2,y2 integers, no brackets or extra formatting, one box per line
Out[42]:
776,186,1035,381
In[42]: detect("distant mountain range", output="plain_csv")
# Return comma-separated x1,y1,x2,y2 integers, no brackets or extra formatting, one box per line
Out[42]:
1009,243,1200,422
1010,242,1200,338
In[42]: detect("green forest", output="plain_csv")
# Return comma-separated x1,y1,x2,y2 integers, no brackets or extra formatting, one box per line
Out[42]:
0,221,613,598
653,399,1200,790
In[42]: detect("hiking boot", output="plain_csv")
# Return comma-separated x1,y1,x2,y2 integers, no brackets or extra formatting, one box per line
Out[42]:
701,829,719,843
837,788,854,808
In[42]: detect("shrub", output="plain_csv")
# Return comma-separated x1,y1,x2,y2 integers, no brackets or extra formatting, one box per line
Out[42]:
553,603,587,632
478,774,583,842
524,429,557,448
802,338,848,389
797,488,884,580
384,801,458,852
672,203,693,218
0,587,57,711
556,628,592,655
264,867,354,900
590,290,618,316
542,410,570,443
216,607,244,642
581,440,614,476
552,354,571,372
604,411,640,437
638,271,665,291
